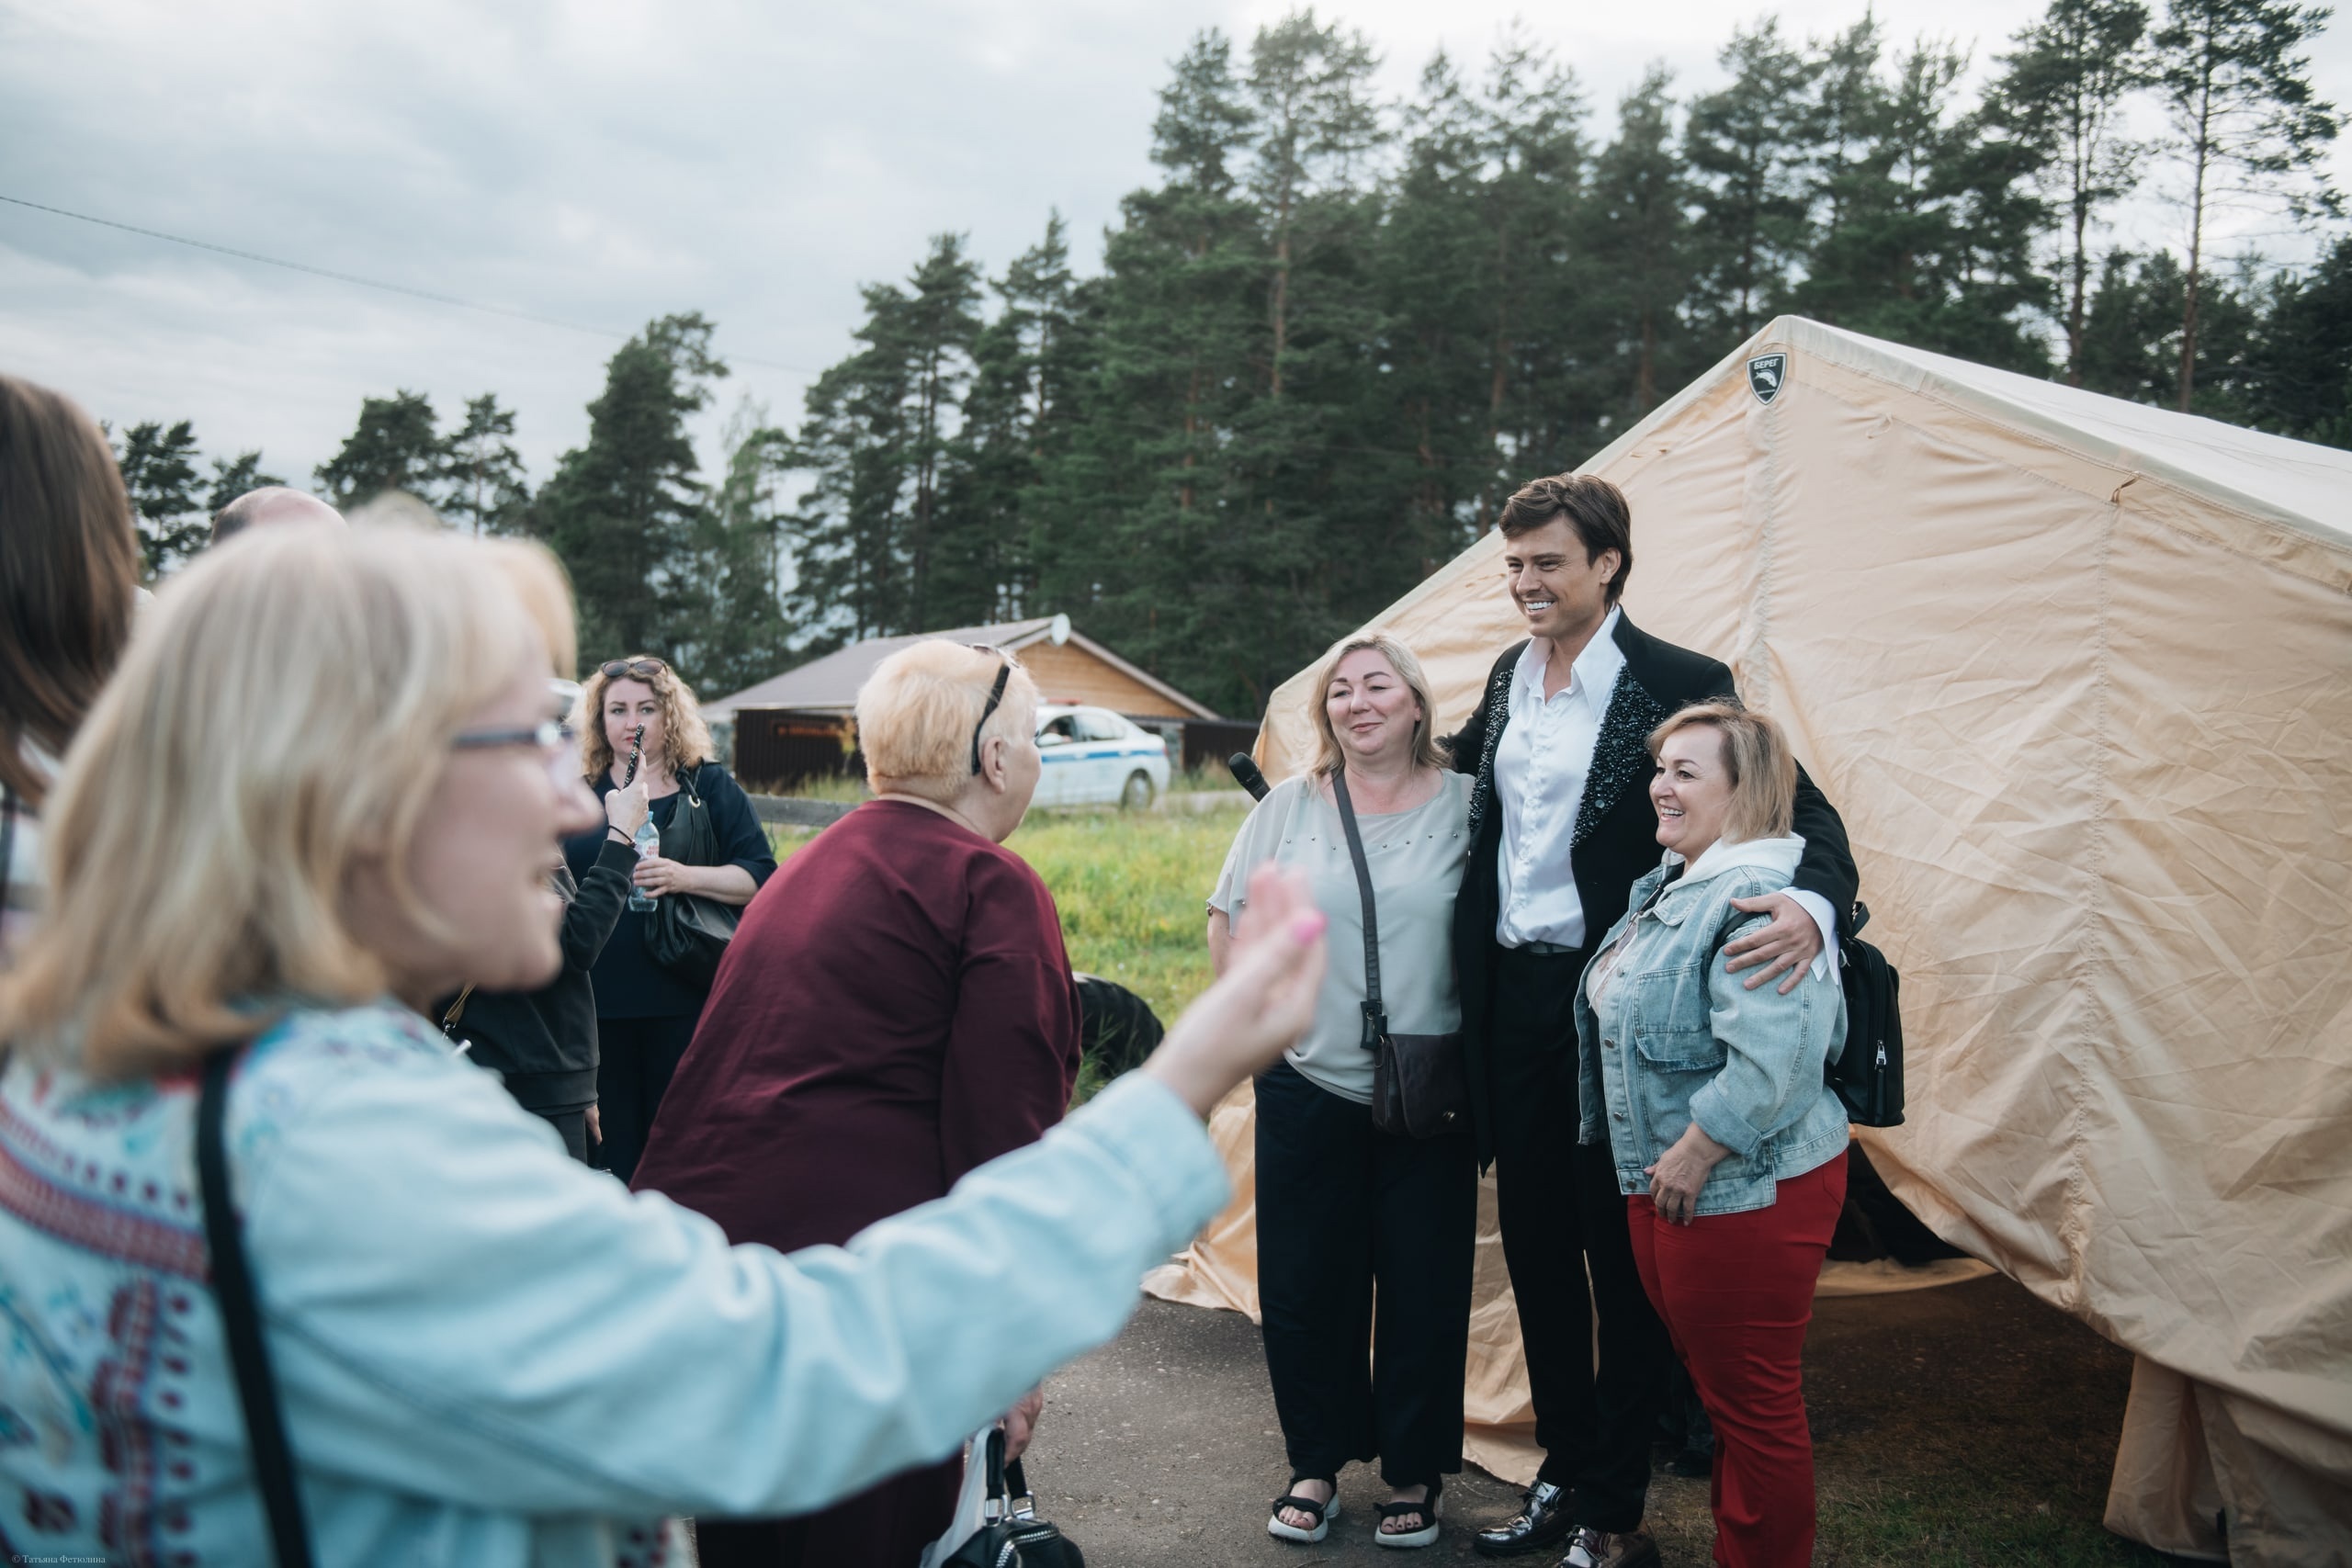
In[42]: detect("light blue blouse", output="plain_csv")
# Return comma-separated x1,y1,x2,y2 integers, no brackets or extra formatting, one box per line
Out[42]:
0,1001,1228,1566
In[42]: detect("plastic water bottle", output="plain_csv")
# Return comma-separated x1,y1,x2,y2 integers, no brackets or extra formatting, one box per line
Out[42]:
628,816,661,911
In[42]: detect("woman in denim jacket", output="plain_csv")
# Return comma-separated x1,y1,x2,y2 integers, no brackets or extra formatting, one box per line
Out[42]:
1574,700,1849,1568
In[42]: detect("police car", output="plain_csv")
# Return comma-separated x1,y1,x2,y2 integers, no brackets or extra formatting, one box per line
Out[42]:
1032,704,1171,809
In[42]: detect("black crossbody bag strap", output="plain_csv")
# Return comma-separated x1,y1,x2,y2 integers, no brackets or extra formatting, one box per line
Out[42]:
1330,773,1386,1051
198,1047,317,1568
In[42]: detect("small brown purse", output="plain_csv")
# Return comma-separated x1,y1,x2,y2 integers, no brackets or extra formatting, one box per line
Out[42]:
1332,772,1468,1139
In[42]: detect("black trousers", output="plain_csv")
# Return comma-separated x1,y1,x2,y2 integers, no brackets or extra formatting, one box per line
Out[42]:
595,1011,700,1185
1487,943,1672,1531
1255,1059,1477,1487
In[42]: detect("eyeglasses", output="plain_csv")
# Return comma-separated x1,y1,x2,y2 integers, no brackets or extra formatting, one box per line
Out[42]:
970,646,1013,776
600,658,666,682
452,719,576,754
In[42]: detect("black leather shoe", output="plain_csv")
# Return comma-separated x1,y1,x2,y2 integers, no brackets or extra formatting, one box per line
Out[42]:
1473,1480,1576,1558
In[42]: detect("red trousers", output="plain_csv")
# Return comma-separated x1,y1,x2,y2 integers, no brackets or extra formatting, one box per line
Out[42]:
1627,1152,1847,1568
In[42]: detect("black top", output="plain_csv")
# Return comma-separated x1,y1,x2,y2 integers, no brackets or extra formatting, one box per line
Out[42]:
1444,612,1860,1168
433,837,635,1112
562,762,778,1020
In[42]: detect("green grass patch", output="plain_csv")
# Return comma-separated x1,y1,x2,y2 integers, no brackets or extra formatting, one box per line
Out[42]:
771,806,1238,1029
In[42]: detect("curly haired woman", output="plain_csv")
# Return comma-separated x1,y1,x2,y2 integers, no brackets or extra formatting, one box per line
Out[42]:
564,655,775,1181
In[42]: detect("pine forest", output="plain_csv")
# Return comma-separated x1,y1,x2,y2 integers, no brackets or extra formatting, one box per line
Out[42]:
117,2,2349,720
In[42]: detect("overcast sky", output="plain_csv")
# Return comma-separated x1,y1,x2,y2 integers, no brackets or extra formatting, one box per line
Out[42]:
5,0,2347,492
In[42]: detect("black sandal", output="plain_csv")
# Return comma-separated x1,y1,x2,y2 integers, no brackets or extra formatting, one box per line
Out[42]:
1374,1478,1442,1550
1267,1477,1341,1544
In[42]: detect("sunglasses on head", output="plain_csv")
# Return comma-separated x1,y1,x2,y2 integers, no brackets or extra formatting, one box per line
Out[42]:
969,646,1014,776
601,658,666,682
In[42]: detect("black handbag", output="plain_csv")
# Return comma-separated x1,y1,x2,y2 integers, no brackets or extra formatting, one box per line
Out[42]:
944,1429,1085,1568
643,765,741,988
1828,901,1905,1127
198,1045,317,1568
1332,772,1469,1140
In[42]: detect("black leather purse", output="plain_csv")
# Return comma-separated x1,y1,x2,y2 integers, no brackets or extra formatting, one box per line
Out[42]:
643,765,741,988
944,1429,1085,1568
1332,772,1468,1140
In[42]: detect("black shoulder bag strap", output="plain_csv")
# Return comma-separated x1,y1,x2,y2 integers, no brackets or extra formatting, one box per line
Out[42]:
197,1046,317,1568
1330,772,1386,1053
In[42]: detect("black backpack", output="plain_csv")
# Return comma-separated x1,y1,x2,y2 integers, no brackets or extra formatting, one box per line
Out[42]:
1829,901,1904,1127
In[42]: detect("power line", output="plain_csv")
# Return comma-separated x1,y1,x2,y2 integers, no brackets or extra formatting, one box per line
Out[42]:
0,192,818,377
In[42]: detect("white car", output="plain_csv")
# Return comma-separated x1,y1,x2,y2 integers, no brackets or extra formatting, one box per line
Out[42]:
1032,705,1171,809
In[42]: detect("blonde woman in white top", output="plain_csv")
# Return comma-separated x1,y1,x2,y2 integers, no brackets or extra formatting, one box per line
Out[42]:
1209,631,1475,1551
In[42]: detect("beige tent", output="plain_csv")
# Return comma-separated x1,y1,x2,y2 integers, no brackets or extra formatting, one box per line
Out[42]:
1143,317,2352,1562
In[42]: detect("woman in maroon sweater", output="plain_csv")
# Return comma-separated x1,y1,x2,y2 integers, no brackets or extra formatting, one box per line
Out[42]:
634,638,1074,1568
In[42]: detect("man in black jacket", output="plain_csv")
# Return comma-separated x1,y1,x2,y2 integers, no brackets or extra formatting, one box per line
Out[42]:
434,782,645,1162
1449,475,1858,1568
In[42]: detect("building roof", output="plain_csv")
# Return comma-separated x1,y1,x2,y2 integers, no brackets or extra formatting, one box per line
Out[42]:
706,615,1223,723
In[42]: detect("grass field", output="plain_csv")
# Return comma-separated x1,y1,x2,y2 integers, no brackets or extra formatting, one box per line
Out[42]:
772,799,1241,1027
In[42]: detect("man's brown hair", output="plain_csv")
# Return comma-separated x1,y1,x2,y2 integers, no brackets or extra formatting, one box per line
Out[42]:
1496,472,1633,604
0,376,141,808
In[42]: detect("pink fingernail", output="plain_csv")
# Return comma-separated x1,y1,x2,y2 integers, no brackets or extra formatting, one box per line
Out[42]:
1289,912,1327,941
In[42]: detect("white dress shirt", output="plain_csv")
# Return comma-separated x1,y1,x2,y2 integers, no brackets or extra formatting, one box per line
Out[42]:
1494,607,1628,948
1492,607,1838,974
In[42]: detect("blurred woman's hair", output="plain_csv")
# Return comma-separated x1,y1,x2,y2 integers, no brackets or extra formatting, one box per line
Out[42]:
0,375,142,809
855,641,1040,803
0,526,566,1077
1307,630,1449,778
1648,699,1798,843
573,656,716,780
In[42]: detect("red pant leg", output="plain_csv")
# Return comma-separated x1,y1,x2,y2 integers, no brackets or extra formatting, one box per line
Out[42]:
1633,1153,1847,1568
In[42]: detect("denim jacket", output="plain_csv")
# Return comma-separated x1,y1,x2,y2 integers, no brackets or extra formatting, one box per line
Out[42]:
1575,836,1849,1216
0,1002,1227,1568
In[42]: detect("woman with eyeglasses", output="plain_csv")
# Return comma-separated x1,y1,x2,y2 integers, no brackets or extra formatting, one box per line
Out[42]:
564,655,775,1182
0,525,1334,1567
632,639,1071,1568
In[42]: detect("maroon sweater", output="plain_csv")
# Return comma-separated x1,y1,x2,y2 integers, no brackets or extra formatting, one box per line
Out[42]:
631,799,1081,1253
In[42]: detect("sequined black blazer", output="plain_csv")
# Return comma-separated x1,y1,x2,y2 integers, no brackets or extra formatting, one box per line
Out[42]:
1442,612,1859,1167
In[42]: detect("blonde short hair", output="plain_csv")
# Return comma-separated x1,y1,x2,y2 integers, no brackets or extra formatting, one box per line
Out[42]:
856,640,1040,803
1647,700,1798,844
0,526,562,1077
1307,630,1449,777
574,656,716,781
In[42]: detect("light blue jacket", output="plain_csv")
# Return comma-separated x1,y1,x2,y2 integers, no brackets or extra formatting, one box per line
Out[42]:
1575,836,1849,1216
0,1001,1228,1567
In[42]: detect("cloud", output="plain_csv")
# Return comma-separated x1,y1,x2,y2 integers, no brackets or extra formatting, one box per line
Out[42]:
4,0,2346,488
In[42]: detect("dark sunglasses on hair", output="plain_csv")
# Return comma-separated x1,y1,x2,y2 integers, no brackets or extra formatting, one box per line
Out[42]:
601,658,666,682
969,646,1013,776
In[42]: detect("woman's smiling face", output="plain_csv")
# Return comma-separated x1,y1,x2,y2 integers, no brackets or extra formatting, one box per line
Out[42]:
1651,723,1736,862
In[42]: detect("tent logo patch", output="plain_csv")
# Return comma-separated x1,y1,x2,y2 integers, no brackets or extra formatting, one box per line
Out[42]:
1747,353,1788,405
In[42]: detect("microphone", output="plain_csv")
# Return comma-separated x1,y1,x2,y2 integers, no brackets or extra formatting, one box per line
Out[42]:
1227,752,1270,801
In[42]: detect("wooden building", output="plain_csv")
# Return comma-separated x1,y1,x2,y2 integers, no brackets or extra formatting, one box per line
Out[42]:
708,615,1247,790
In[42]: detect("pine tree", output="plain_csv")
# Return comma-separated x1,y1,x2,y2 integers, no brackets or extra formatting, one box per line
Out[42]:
443,394,531,536
2151,0,2341,409
315,391,444,510
1989,0,2153,382
783,237,984,644
203,451,287,515
537,314,727,674
115,421,207,574
1686,20,1817,337
1588,67,1698,418
690,400,795,696
1028,30,1265,704
2247,234,2352,441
